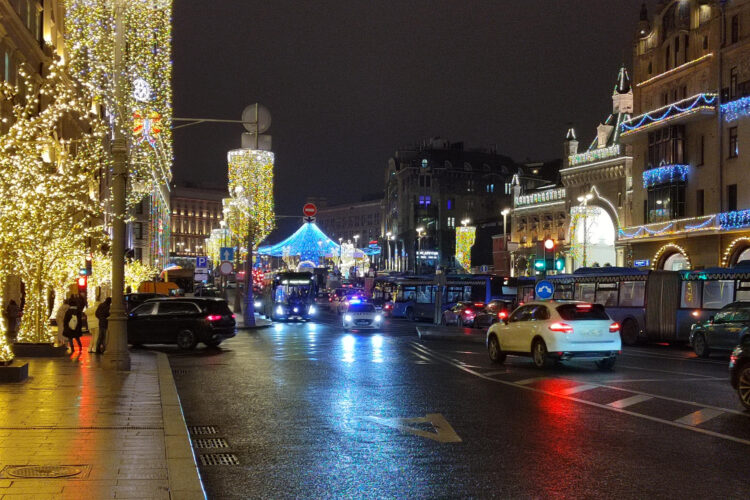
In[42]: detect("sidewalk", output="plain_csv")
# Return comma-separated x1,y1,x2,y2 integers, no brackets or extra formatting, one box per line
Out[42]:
416,325,486,344
0,337,204,499
233,312,273,330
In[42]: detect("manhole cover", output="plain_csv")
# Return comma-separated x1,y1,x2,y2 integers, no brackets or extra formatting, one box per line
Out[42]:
189,426,218,435
193,438,229,448
6,466,83,478
199,453,239,466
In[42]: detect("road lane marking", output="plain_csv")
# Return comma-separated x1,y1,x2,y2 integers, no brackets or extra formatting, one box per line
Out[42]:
674,408,725,426
598,377,727,383
482,370,507,377
410,342,750,447
363,413,462,443
612,364,720,378
515,377,549,385
608,394,653,408
560,384,598,395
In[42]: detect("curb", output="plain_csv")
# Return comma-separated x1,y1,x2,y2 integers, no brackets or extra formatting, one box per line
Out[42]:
156,352,207,500
416,326,486,344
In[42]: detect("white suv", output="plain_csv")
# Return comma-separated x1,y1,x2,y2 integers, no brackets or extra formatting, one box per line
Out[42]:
486,301,621,369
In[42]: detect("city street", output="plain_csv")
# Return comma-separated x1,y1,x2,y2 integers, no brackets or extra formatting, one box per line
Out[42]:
167,313,750,499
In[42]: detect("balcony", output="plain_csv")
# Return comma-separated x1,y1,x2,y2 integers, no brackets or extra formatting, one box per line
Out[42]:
620,94,717,140
642,164,689,188
618,209,750,242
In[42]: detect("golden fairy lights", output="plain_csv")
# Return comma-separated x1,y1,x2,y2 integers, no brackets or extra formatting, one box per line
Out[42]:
226,150,276,248
455,226,476,272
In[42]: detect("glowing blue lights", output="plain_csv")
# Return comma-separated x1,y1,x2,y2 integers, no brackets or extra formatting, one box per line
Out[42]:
719,210,750,230
643,164,689,188
257,222,340,262
685,215,716,230
621,94,717,133
722,96,750,122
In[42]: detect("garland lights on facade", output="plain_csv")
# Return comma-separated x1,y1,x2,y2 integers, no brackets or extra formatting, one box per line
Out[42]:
652,243,691,270
721,237,750,267
568,145,620,167
515,188,566,207
642,164,689,188
722,95,750,122
621,93,717,134
619,208,750,241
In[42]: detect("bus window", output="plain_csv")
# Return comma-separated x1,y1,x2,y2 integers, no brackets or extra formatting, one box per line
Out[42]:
574,283,596,303
737,281,750,302
521,286,535,304
553,283,573,300
416,285,432,304
702,280,734,309
619,281,646,307
470,285,485,302
595,283,618,306
446,286,463,303
398,286,416,302
680,281,701,308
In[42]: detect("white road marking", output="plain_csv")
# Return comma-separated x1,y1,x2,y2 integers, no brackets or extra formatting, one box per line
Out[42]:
363,413,462,443
515,377,549,385
608,394,653,409
674,408,725,426
560,384,598,395
482,370,507,377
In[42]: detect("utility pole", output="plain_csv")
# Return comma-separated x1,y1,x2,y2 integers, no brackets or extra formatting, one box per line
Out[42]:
104,0,130,371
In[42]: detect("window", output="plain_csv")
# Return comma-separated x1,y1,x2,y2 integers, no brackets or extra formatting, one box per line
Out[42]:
681,85,687,99
556,303,609,321
729,127,739,158
134,247,142,262
574,283,596,303
647,126,684,168
728,184,737,212
447,198,454,210
681,281,702,309
731,15,739,44
530,306,550,321
131,303,156,317
418,196,431,207
134,222,143,240
158,302,200,315
697,189,705,216
703,36,708,50
698,135,704,166
702,280,734,309
509,305,533,323
665,45,671,71
505,183,512,195
594,283,619,307
135,200,143,214
648,61,653,74
619,281,646,307
447,217,455,228
731,67,739,99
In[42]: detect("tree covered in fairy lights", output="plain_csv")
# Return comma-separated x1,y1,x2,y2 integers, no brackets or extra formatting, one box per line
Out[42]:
0,60,108,345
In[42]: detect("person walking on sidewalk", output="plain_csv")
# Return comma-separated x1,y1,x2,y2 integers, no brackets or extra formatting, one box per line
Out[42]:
63,298,83,353
94,297,111,354
4,299,20,343
55,298,70,347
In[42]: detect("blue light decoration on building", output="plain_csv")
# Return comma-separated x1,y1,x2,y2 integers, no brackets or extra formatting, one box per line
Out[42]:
257,222,381,263
642,164,689,188
719,209,750,230
721,96,750,122
621,94,717,133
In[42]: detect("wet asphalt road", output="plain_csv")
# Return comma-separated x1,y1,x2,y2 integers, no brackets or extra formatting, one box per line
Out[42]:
165,312,750,499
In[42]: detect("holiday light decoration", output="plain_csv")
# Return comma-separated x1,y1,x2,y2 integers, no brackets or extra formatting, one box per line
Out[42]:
652,243,691,270
568,145,621,167
721,237,750,267
719,209,750,230
722,96,750,122
0,59,108,343
636,53,714,88
65,0,173,207
124,259,160,293
149,191,170,269
643,164,689,187
455,226,476,271
621,94,717,134
227,149,275,248
258,222,341,263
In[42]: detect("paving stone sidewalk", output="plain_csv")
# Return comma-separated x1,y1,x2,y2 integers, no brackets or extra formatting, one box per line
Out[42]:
0,337,204,499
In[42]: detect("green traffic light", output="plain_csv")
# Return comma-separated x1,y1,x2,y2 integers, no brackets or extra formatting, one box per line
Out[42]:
534,259,546,270
555,258,565,271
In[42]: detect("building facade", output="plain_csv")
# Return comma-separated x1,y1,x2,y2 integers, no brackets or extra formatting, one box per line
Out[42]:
169,185,227,258
618,0,750,271
315,199,384,247
383,138,552,273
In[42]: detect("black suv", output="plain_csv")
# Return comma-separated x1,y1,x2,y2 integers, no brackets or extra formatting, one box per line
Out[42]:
730,343,750,410
127,297,236,350
125,293,167,312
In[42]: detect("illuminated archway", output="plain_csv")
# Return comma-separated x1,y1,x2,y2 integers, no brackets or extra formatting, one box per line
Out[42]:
653,243,691,270
569,205,616,269
722,237,750,267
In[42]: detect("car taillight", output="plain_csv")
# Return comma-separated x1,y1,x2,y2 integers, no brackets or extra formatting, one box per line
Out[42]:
231,314,236,319
464,309,473,315
609,322,620,332
206,315,222,321
498,311,508,320
576,303,592,309
549,322,573,333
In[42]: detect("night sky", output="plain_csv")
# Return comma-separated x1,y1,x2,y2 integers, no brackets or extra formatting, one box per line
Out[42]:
173,1,656,238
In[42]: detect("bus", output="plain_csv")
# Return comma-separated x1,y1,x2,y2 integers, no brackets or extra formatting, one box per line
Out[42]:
380,274,510,321
542,263,750,345
259,271,318,321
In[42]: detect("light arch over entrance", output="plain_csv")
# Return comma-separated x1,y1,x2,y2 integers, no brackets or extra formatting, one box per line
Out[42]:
569,205,617,268
722,237,750,267
653,243,691,271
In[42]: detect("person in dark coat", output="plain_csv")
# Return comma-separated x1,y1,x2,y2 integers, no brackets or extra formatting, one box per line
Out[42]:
63,299,83,352
94,297,111,354
4,300,20,342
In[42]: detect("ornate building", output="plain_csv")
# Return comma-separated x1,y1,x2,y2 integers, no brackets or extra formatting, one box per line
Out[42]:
618,0,750,270
169,185,227,258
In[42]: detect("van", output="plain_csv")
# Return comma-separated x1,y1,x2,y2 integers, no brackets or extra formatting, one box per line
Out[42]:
138,281,182,296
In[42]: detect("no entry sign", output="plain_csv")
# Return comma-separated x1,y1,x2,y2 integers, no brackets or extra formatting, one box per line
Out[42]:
303,203,317,217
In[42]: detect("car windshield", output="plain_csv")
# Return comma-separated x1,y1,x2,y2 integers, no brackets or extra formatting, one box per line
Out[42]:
556,303,610,321
348,304,375,313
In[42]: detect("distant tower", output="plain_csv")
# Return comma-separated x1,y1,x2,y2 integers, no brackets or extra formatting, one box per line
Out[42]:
637,2,651,38
612,65,633,115
563,126,578,168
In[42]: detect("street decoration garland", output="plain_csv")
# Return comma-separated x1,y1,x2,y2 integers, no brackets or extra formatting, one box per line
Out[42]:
642,164,689,188
621,93,717,134
455,226,476,271
722,96,750,123
226,150,276,249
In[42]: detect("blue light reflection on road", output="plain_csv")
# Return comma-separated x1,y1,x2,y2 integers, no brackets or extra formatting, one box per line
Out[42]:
342,334,356,363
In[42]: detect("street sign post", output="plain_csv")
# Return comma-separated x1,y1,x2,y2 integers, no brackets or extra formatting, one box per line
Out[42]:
196,256,209,269
303,203,317,217
220,247,235,262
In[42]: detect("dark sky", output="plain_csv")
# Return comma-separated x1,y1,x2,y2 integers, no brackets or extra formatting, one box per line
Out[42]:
173,1,655,235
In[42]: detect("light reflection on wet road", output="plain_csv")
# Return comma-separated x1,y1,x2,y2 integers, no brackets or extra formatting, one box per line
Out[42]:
168,315,750,499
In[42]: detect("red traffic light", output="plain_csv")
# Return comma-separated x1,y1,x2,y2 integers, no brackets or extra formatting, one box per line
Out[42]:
544,238,555,250
77,276,87,289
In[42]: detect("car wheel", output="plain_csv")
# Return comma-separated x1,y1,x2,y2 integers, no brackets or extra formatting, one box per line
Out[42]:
738,364,750,410
532,338,552,369
205,340,222,348
176,330,197,350
406,308,415,322
488,336,506,364
620,319,639,346
596,357,616,370
693,333,710,358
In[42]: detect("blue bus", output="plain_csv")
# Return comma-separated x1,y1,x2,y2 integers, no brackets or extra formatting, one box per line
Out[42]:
541,263,750,345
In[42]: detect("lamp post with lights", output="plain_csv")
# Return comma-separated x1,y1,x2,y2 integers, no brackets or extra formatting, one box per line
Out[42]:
577,193,594,268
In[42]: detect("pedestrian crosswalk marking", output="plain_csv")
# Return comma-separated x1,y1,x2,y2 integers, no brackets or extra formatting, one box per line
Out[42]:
607,394,653,409
674,408,725,426
363,413,462,443
560,384,597,395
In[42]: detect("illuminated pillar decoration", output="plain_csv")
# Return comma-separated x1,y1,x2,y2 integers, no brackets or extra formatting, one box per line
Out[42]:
149,190,170,269
455,226,476,272
226,149,276,248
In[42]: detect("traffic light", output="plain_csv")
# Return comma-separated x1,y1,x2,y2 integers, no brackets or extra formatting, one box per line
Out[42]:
534,259,546,271
555,257,565,271
77,275,87,290
543,238,556,271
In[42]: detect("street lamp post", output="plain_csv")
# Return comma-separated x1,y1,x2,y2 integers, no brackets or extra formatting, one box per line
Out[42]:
577,193,594,268
501,208,510,274
415,226,425,273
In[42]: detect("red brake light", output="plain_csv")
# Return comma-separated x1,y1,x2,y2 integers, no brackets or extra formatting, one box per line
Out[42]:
576,303,592,309
498,311,508,319
473,302,485,308
549,322,573,333
609,322,620,332
206,314,222,321
231,314,236,319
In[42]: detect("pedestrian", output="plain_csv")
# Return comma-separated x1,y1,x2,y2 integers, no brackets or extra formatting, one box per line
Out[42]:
63,299,83,353
55,298,70,347
94,297,111,354
4,299,20,343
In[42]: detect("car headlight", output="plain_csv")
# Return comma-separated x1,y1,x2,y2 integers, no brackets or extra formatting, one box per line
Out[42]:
374,315,382,322
308,305,316,315
254,300,261,308
276,305,284,315
293,307,299,313
344,314,353,322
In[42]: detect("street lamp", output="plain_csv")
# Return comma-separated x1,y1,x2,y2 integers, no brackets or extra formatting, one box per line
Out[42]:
577,193,594,268
501,208,511,275
385,231,392,270
415,226,426,273
461,218,470,227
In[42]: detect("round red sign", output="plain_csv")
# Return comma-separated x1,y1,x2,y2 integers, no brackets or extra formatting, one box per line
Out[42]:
303,203,317,217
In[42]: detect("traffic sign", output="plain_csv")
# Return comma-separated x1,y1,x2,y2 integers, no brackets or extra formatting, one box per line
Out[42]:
196,256,209,269
303,203,317,217
219,261,234,276
535,280,554,300
634,259,650,267
220,247,235,261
